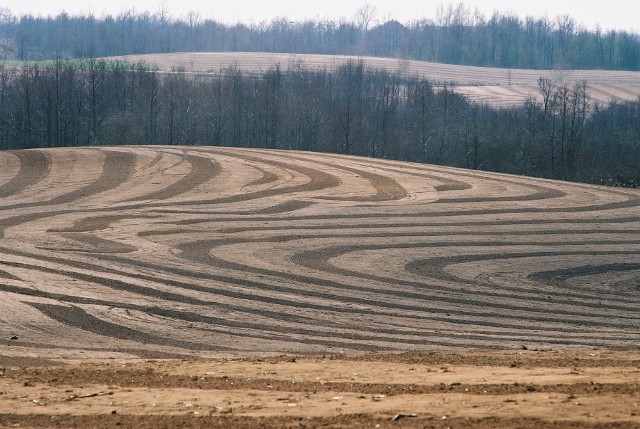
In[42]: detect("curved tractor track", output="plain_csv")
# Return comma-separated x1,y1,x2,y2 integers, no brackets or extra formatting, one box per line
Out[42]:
0,146,639,360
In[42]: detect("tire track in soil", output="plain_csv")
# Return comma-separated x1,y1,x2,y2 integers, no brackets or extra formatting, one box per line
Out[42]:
46,150,137,205
528,263,640,290
181,234,640,311
5,246,627,350
0,150,50,199
172,243,640,346
28,303,235,352
0,151,138,238
0,255,464,349
127,152,221,201
283,155,408,202
0,258,563,350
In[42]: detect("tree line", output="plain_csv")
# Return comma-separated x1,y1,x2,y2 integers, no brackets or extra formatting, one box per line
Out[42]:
0,5,639,70
0,60,638,187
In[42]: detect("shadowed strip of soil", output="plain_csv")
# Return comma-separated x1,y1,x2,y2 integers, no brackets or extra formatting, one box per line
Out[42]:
0,253,444,349
47,214,160,233
290,151,472,193
0,279,601,352
336,157,475,193
5,366,639,396
194,150,342,204
0,282,396,351
169,226,640,307
46,151,137,205
3,285,620,351
40,232,137,253
0,211,73,239
406,252,640,297
129,153,221,201
28,303,235,352
243,165,280,187
0,269,19,280
215,221,640,237
281,233,640,309
117,149,341,208
321,152,567,201
377,162,568,203
0,265,513,350
0,282,378,352
287,157,408,202
529,263,640,290
167,207,640,226
250,199,316,215
8,224,632,348
2,414,637,429
0,150,49,200
167,191,640,223
0,150,136,212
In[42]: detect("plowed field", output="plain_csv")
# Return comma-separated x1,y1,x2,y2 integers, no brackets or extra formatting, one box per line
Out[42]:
110,52,640,107
0,146,639,427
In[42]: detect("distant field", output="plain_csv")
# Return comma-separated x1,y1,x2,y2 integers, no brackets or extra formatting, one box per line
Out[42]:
110,52,640,107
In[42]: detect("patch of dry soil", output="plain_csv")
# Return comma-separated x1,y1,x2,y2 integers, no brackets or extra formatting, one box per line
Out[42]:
0,350,639,428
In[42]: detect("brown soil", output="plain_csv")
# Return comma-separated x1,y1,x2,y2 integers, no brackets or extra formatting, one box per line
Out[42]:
1,350,639,428
107,52,640,106
0,146,639,427
0,146,639,356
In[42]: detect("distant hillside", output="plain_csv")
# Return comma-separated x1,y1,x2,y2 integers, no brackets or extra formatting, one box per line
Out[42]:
110,52,640,107
0,7,639,70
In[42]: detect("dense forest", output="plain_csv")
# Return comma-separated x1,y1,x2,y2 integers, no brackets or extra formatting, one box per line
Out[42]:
0,5,639,70
0,60,638,186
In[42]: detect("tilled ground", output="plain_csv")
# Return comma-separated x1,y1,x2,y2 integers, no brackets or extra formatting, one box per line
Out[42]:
108,52,640,107
1,147,640,427
1,349,639,428
1,147,640,357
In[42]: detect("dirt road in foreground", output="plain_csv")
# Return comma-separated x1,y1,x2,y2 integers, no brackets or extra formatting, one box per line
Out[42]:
1,349,638,428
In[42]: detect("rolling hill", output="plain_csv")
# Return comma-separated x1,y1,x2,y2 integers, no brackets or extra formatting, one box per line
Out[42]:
110,52,640,107
0,146,639,359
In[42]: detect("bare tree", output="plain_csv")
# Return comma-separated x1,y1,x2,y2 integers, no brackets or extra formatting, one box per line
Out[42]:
354,3,377,31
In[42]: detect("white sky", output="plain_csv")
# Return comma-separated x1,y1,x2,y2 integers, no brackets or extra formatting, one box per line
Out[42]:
1,0,639,33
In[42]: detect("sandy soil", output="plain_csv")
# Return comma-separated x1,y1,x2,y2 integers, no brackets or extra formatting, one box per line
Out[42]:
0,146,639,427
1,350,639,428
107,52,640,107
